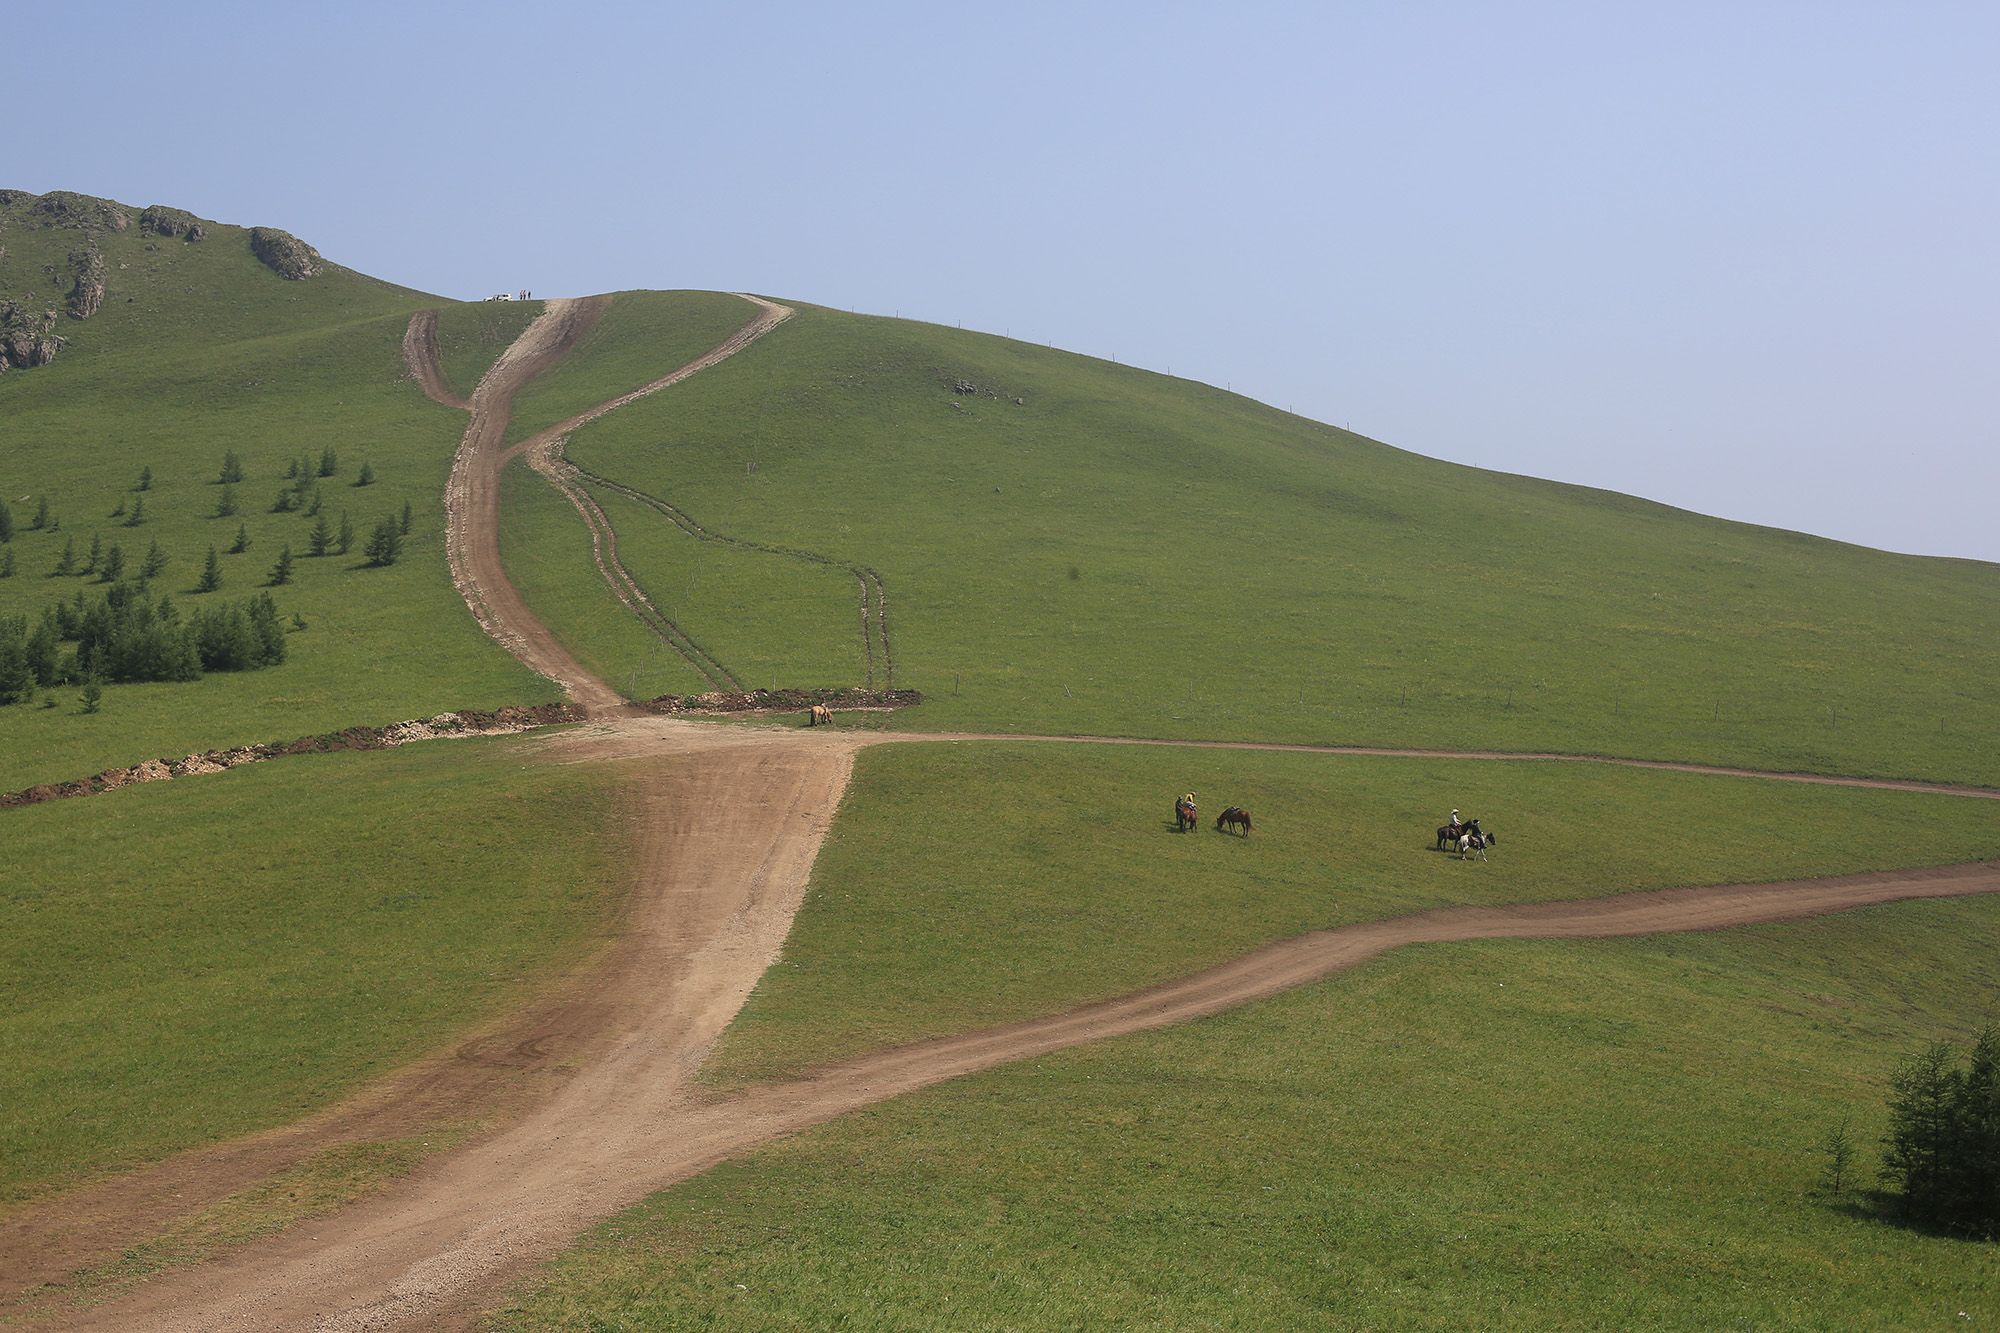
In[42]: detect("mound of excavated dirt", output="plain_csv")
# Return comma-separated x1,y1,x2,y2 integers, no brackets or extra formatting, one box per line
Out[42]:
249,226,319,280
0,704,586,811
644,687,924,715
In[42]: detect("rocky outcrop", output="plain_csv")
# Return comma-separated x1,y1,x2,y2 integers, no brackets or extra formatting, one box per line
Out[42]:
66,245,106,318
27,190,129,232
0,300,65,371
140,204,205,241
249,225,319,280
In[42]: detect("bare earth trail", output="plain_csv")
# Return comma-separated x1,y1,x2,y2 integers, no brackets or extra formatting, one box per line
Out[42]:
17,299,2000,1328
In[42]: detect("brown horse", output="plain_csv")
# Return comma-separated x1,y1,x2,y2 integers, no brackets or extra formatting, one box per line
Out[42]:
1216,806,1252,837
1175,800,1198,832
807,703,834,726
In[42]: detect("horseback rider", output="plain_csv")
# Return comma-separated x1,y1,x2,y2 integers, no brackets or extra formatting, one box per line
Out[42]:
1448,808,1461,832
1179,791,1197,816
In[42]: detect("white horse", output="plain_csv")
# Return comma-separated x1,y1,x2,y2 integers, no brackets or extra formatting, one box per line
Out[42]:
1457,830,1493,861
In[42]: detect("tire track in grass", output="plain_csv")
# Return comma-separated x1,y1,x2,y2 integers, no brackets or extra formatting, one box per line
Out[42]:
564,464,895,689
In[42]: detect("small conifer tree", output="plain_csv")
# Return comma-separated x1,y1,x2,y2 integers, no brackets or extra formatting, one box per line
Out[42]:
228,522,250,554
0,500,12,543
215,485,239,519
308,514,331,557
1,548,14,578
54,537,76,576
219,451,244,485
268,545,295,587
337,511,354,555
84,533,101,575
399,498,413,535
271,489,298,514
136,465,153,492
81,678,103,714
319,446,338,477
364,516,403,567
355,462,376,487
142,541,167,579
125,495,145,528
305,487,323,518
284,457,300,480
100,544,125,583
32,496,50,530
110,497,126,518
197,546,223,593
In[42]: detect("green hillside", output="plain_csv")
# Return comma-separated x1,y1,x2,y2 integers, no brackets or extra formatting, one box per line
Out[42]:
0,190,555,788
526,299,2000,784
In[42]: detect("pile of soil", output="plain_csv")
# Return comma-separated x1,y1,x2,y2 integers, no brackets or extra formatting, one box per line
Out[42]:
0,703,585,810
643,687,923,715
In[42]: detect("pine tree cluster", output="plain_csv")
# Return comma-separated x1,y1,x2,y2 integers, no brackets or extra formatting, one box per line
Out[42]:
1879,1028,2000,1237
0,584,288,701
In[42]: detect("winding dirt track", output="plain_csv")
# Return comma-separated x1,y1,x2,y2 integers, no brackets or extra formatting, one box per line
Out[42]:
15,298,1999,1330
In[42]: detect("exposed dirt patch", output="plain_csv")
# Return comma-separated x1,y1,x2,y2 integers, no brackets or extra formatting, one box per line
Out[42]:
0,704,582,812
643,687,923,716
401,310,467,410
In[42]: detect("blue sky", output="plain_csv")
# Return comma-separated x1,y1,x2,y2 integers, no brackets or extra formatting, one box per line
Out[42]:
13,1,1996,559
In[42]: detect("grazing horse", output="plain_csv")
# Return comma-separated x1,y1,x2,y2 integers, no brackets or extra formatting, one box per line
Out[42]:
1175,799,1198,832
807,703,834,727
1435,818,1481,851
1216,806,1252,837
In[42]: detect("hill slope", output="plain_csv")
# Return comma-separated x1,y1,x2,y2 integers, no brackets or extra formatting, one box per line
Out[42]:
0,191,555,788
519,297,2000,784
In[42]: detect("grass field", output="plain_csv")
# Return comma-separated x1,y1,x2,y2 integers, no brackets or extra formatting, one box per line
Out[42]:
501,290,758,445
0,734,627,1205
491,894,2000,1331
429,299,544,400
0,194,557,788
705,742,2000,1086
496,462,714,701
537,301,2000,785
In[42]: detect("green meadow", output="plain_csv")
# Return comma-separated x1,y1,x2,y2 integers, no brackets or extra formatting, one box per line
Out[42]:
535,300,2000,785
706,741,2000,1085
493,895,2000,1331
428,298,544,399
501,290,757,444
0,734,626,1205
0,197,556,788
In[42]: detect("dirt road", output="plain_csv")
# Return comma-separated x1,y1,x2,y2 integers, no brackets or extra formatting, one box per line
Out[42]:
16,298,1997,1329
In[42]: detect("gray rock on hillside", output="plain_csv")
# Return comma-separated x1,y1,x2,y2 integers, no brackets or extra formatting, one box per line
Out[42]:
67,245,106,318
249,226,319,280
140,204,206,242
27,190,129,232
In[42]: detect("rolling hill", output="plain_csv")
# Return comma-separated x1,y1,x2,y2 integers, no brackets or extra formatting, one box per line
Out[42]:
3,191,1996,1329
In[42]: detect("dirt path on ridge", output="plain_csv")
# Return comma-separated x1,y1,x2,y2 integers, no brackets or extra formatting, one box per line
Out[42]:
438,295,623,712
17,301,2000,1328
400,311,467,410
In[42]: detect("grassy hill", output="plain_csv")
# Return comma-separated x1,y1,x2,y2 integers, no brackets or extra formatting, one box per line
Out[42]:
0,190,555,788
520,297,2000,784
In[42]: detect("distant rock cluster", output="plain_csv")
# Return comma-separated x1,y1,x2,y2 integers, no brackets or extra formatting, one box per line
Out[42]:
140,203,206,242
249,225,320,280
0,299,64,371
66,245,106,318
